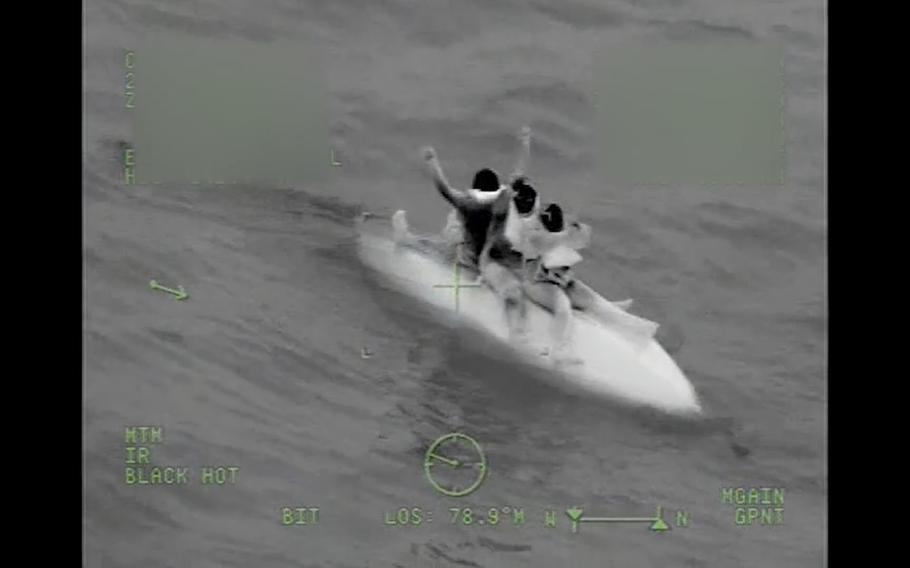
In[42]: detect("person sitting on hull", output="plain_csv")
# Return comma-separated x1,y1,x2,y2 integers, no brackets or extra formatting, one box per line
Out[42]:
392,126,533,269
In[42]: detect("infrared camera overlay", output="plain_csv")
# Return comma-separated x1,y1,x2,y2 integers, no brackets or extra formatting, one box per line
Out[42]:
84,1,826,567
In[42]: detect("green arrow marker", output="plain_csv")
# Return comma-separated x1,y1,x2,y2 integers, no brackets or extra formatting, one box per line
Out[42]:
566,507,584,533
650,506,669,532
149,280,188,301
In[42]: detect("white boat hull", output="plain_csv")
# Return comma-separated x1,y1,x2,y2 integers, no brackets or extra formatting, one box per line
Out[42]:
357,224,701,416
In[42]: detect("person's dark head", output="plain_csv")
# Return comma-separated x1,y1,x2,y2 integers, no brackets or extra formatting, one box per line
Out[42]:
511,176,538,214
471,168,500,192
540,203,565,232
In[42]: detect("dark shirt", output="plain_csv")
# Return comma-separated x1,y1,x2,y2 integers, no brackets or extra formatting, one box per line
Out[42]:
480,189,524,270
460,206,494,261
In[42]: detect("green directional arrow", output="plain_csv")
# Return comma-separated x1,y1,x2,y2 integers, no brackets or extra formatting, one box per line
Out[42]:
566,506,584,533
149,279,188,301
650,506,669,532
568,505,670,534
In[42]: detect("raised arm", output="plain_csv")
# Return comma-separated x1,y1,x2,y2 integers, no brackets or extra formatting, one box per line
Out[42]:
509,126,532,182
423,146,470,209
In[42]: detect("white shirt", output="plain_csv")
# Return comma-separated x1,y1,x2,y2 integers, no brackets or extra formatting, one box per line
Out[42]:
503,198,546,259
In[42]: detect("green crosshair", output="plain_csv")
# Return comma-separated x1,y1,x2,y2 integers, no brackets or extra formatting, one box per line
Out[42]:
433,262,482,312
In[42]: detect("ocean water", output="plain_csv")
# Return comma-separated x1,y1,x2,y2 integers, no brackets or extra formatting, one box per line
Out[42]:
83,0,826,566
